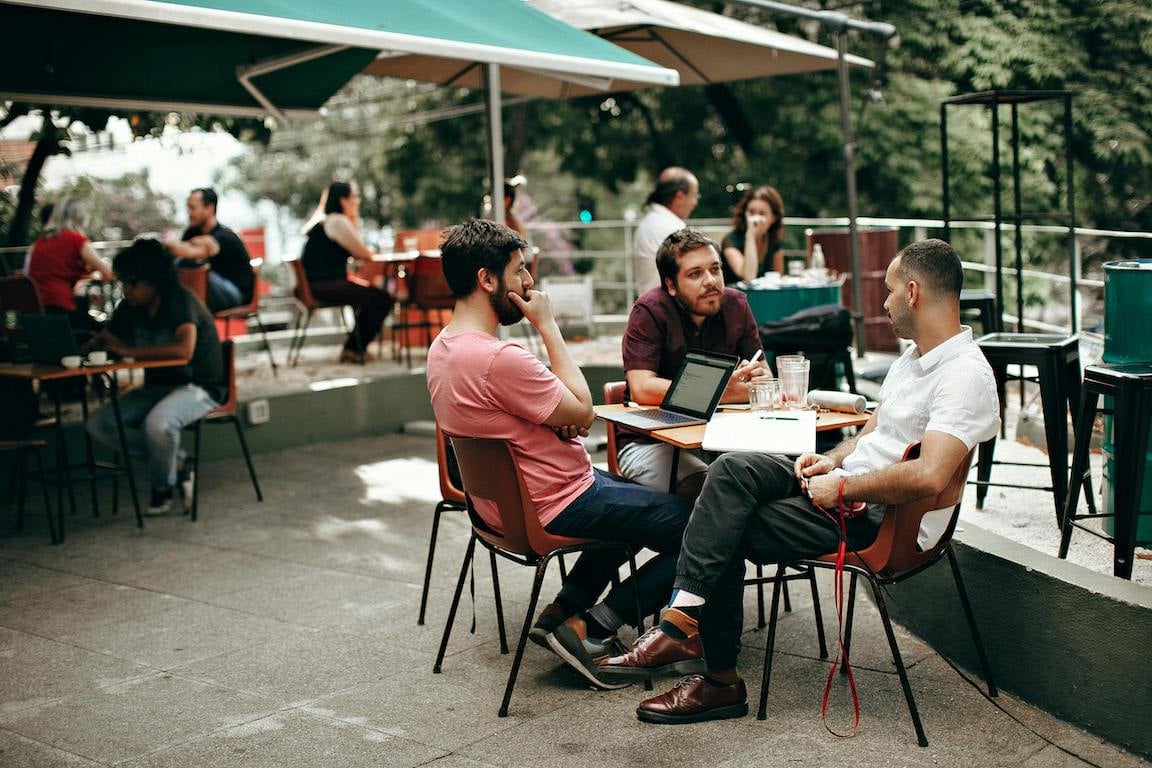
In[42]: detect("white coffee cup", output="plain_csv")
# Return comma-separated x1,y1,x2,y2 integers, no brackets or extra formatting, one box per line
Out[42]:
86,351,108,366
61,355,82,369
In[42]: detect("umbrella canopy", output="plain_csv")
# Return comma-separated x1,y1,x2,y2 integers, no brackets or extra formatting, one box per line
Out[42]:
366,0,870,98
0,0,679,118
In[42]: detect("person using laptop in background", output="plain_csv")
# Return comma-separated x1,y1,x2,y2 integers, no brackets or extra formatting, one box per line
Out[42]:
598,239,1000,724
618,228,771,499
427,218,692,691
85,239,224,515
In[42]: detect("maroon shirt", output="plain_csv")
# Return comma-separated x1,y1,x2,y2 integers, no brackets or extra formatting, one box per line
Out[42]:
618,287,762,452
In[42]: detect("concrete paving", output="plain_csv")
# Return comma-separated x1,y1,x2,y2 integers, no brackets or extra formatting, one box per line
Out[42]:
1,433,1147,767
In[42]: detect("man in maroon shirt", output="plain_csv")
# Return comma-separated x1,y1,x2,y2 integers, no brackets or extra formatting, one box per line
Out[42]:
618,228,771,499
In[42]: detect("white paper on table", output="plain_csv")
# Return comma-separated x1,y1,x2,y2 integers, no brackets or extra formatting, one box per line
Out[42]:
702,411,817,455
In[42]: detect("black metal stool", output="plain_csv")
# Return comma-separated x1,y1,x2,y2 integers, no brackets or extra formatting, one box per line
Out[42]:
1059,363,1152,579
974,333,1084,524
960,290,1000,335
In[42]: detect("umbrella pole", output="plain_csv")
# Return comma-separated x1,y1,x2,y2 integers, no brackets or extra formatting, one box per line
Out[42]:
834,32,866,358
483,63,505,223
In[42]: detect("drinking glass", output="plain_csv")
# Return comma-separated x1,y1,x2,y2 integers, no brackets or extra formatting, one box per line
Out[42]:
779,359,811,410
748,379,782,412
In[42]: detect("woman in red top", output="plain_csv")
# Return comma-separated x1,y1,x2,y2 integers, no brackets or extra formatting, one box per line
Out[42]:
25,198,113,320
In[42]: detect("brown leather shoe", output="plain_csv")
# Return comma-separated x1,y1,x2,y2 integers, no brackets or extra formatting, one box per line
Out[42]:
637,674,748,724
596,626,705,680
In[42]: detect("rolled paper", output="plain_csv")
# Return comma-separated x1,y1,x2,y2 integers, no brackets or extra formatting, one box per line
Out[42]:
806,389,866,414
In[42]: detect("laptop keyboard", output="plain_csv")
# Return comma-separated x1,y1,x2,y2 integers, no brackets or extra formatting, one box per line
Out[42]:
630,409,699,425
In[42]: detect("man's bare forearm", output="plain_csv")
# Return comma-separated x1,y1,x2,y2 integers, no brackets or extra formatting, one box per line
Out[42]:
537,321,592,410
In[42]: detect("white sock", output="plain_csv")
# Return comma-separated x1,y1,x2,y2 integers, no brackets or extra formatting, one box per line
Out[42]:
670,589,705,608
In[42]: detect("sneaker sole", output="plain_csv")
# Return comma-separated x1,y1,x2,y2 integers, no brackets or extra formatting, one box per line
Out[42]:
528,627,551,650
637,701,748,725
546,632,631,691
597,658,706,680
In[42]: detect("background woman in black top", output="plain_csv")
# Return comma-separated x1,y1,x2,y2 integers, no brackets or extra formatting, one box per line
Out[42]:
720,186,785,285
300,181,394,364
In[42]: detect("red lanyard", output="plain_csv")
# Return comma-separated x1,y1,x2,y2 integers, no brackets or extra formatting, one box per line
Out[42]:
814,476,865,738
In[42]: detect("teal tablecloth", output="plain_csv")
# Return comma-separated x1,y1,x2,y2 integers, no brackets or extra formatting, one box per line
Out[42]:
737,283,843,323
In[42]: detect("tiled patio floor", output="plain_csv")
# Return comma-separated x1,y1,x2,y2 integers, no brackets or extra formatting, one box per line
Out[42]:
1,433,1146,767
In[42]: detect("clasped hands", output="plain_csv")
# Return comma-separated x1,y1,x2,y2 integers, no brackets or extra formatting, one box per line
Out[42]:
794,452,842,509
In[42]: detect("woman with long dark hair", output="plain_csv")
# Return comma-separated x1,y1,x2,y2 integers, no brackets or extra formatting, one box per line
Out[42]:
300,181,394,364
720,186,785,285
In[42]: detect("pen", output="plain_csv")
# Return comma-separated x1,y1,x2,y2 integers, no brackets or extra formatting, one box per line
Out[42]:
748,349,763,365
758,415,798,421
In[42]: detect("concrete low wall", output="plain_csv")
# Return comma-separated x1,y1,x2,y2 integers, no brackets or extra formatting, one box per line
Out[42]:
887,524,1152,759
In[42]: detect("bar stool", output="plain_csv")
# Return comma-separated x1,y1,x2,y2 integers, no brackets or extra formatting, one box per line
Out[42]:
974,333,1083,525
1059,363,1152,579
959,290,1000,335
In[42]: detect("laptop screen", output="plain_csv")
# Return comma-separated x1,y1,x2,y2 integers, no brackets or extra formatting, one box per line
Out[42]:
663,351,738,417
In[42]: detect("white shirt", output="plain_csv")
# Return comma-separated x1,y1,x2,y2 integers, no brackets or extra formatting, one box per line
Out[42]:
633,203,685,294
840,327,1000,549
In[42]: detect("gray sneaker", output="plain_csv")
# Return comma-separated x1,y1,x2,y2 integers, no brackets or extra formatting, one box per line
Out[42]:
546,616,631,691
146,488,173,516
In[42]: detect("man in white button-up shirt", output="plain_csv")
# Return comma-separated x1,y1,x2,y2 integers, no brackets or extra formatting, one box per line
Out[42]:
633,167,700,295
597,239,1001,724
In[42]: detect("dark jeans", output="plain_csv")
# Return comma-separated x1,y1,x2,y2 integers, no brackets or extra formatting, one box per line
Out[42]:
545,468,691,627
206,271,244,312
675,452,882,671
310,279,394,352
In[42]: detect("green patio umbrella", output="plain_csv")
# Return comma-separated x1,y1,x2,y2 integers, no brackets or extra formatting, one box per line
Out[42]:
0,0,678,118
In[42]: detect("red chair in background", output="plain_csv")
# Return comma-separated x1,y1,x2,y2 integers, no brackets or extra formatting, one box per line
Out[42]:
214,263,277,374
176,264,209,306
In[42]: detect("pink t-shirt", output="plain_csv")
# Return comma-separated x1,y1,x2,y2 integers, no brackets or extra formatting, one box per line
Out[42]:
427,329,595,531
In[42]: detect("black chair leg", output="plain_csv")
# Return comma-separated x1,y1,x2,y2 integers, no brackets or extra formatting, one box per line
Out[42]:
623,545,652,691
946,546,997,696
755,563,766,629
868,575,928,747
32,446,58,545
756,567,786,720
807,567,828,659
418,501,448,626
489,550,508,654
79,394,100,518
840,571,858,675
254,313,279,375
289,309,313,367
498,555,549,717
782,578,792,613
15,448,28,531
557,553,568,580
434,535,476,674
975,436,996,509
230,417,262,501
1060,389,1099,558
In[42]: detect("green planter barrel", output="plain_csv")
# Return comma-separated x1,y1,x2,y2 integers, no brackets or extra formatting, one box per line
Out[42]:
1102,260,1152,543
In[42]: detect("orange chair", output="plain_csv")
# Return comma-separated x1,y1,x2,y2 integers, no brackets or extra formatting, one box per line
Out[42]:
185,340,263,521
434,435,645,717
757,443,995,747
214,263,277,374
286,259,361,366
416,423,505,632
176,264,210,306
394,255,454,367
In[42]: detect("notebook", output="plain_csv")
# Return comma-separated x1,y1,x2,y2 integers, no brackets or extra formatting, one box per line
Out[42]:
606,350,738,432
20,314,82,364
701,410,817,455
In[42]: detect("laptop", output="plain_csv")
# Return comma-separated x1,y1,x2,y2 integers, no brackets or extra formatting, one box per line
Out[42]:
607,350,739,431
20,314,83,364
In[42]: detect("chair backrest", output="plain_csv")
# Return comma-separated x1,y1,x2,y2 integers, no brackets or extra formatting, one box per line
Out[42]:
289,259,318,309
214,263,263,319
409,256,455,311
603,381,627,475
177,264,210,305
436,422,465,504
0,275,44,315
393,229,443,252
448,434,591,557
849,442,975,577
210,339,238,416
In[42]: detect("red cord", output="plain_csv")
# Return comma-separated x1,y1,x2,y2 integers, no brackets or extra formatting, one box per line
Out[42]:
816,476,861,738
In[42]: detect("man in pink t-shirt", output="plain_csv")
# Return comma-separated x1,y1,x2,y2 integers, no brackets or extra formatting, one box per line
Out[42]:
428,219,691,691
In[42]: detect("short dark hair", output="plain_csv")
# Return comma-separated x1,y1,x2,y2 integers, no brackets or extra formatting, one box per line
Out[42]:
191,187,218,211
440,219,529,298
323,181,354,215
646,169,695,207
114,238,178,294
656,228,721,290
896,238,963,298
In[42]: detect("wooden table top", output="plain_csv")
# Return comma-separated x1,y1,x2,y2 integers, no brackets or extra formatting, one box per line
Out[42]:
593,403,870,451
0,358,186,381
